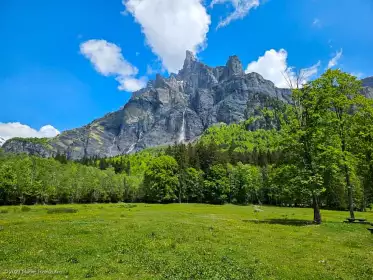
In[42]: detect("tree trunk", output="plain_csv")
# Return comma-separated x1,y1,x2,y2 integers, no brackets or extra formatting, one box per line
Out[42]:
362,152,373,212
345,165,355,219
342,139,355,219
312,193,321,224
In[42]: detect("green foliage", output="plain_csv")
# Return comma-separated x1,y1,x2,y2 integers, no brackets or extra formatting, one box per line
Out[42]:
204,164,230,204
143,155,179,203
0,163,17,204
0,153,127,205
270,70,368,222
184,167,204,203
200,123,282,154
229,163,262,204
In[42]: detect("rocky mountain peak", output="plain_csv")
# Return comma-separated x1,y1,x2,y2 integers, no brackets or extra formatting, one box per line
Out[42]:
224,55,244,78
154,73,166,88
2,52,293,160
181,50,197,71
185,50,196,62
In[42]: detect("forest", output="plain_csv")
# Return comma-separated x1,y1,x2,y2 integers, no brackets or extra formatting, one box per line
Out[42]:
1,69,373,224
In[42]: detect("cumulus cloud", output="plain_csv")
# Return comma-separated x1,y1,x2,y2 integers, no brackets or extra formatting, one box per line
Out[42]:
0,123,60,142
80,39,147,92
123,0,211,73
328,49,343,69
210,0,260,29
117,76,147,92
245,49,321,88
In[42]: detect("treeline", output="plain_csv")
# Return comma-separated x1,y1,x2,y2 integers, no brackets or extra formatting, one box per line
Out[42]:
1,70,373,225
0,151,129,205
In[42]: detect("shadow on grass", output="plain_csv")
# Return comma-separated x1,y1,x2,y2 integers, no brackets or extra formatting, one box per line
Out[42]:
242,219,315,226
46,208,78,214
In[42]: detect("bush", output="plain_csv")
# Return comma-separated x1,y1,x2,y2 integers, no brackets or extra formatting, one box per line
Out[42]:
47,208,78,214
0,209,9,214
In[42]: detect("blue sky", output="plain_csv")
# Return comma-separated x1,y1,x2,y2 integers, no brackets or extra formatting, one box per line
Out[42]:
1,0,373,139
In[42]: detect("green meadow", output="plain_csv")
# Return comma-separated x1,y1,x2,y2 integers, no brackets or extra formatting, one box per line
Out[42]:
0,204,372,280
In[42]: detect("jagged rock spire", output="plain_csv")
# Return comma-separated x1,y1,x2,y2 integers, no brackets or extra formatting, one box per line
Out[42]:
185,50,196,63
154,73,166,88
224,55,244,78
180,50,197,75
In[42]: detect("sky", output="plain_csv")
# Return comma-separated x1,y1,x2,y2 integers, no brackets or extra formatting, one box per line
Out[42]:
1,0,373,140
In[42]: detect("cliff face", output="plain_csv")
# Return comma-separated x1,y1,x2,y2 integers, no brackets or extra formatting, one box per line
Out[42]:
3,51,293,159
362,76,373,88
362,76,373,98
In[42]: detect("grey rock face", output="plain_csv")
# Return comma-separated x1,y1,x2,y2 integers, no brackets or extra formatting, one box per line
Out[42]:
224,55,244,78
362,76,373,88
2,140,54,157
362,76,373,99
4,52,292,159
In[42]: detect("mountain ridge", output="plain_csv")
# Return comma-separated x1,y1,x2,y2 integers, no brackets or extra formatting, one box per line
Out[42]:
5,53,370,160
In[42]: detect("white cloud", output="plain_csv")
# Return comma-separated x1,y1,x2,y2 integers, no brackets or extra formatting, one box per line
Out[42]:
117,76,147,92
146,65,157,76
245,49,320,88
80,39,147,92
328,49,343,69
210,0,260,29
0,123,60,142
123,0,211,73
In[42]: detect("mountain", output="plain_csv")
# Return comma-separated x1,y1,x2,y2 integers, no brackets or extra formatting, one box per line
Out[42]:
2,51,293,159
362,76,373,98
362,76,373,87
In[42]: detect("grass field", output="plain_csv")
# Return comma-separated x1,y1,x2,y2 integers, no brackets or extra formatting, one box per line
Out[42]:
0,203,372,279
